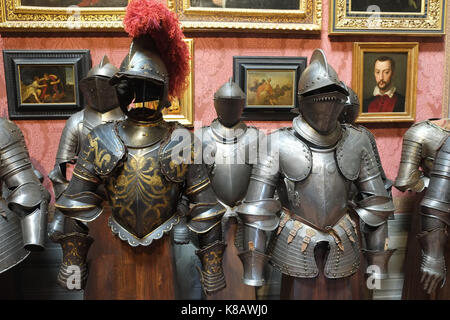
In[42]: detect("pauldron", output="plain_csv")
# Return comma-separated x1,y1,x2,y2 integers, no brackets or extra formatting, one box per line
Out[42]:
395,120,450,192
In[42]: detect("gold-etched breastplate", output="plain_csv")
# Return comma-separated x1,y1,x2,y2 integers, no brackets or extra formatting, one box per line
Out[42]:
105,143,182,240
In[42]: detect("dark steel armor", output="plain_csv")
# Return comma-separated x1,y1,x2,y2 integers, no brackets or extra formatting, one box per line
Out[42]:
0,118,50,274
417,136,450,294
237,49,395,286
55,34,226,295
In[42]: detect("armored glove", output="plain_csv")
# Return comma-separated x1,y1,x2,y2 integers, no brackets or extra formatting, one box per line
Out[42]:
417,227,448,294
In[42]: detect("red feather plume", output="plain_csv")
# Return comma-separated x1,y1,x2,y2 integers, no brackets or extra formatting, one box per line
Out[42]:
123,0,190,99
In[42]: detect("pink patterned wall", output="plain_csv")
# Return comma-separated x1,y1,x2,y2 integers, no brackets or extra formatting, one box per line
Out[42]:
0,0,445,204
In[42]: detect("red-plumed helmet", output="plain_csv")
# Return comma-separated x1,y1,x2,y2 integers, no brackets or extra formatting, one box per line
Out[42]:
110,0,190,118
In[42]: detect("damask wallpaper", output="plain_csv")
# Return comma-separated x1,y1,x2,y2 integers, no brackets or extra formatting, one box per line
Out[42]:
0,0,445,205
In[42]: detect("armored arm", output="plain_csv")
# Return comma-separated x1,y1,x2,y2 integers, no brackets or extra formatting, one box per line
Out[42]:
360,126,393,194
0,119,50,251
417,136,450,294
184,162,227,295
394,124,428,192
352,131,396,279
48,111,83,200
236,133,281,286
54,126,121,289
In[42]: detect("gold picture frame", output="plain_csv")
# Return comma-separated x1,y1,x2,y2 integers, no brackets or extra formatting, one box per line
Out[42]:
162,38,194,127
168,0,322,32
329,0,446,35
0,0,128,31
353,42,418,123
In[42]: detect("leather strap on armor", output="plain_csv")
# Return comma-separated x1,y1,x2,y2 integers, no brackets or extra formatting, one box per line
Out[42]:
195,240,227,295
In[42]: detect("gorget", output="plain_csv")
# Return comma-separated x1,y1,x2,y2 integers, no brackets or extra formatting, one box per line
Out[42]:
210,119,247,144
293,115,342,148
83,107,125,135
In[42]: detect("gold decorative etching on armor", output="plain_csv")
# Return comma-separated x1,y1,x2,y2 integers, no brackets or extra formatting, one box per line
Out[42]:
106,153,178,238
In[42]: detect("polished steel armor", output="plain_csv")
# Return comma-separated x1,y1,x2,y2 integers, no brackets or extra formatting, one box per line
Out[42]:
237,49,395,287
0,118,50,274
417,136,450,293
394,119,450,192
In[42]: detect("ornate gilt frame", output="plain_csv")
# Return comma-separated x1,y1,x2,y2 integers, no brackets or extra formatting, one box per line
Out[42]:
163,38,194,127
168,0,322,32
353,42,419,123
329,0,446,35
0,0,127,31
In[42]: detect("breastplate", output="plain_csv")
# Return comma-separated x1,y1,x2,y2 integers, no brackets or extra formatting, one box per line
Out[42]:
283,146,351,230
209,142,252,207
105,144,181,239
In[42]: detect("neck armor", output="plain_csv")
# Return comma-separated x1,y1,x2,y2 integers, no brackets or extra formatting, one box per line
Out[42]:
110,35,170,121
213,79,246,128
297,49,348,135
117,114,170,149
79,56,120,113
293,114,342,148
210,119,247,144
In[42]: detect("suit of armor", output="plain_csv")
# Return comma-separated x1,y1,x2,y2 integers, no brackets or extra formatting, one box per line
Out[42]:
47,56,125,288
0,118,50,274
55,30,226,295
418,136,450,294
394,119,450,295
237,50,395,292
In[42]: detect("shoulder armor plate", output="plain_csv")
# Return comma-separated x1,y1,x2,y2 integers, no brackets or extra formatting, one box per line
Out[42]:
277,128,312,182
336,124,368,181
0,118,24,150
80,122,126,177
159,123,191,183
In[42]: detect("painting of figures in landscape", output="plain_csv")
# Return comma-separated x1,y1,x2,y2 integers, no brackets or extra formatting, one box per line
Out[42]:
246,70,295,107
18,65,76,104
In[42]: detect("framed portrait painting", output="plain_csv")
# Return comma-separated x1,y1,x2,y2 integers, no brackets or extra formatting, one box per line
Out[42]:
3,50,91,119
352,42,419,123
168,0,322,32
329,0,446,35
0,0,128,31
233,56,307,121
